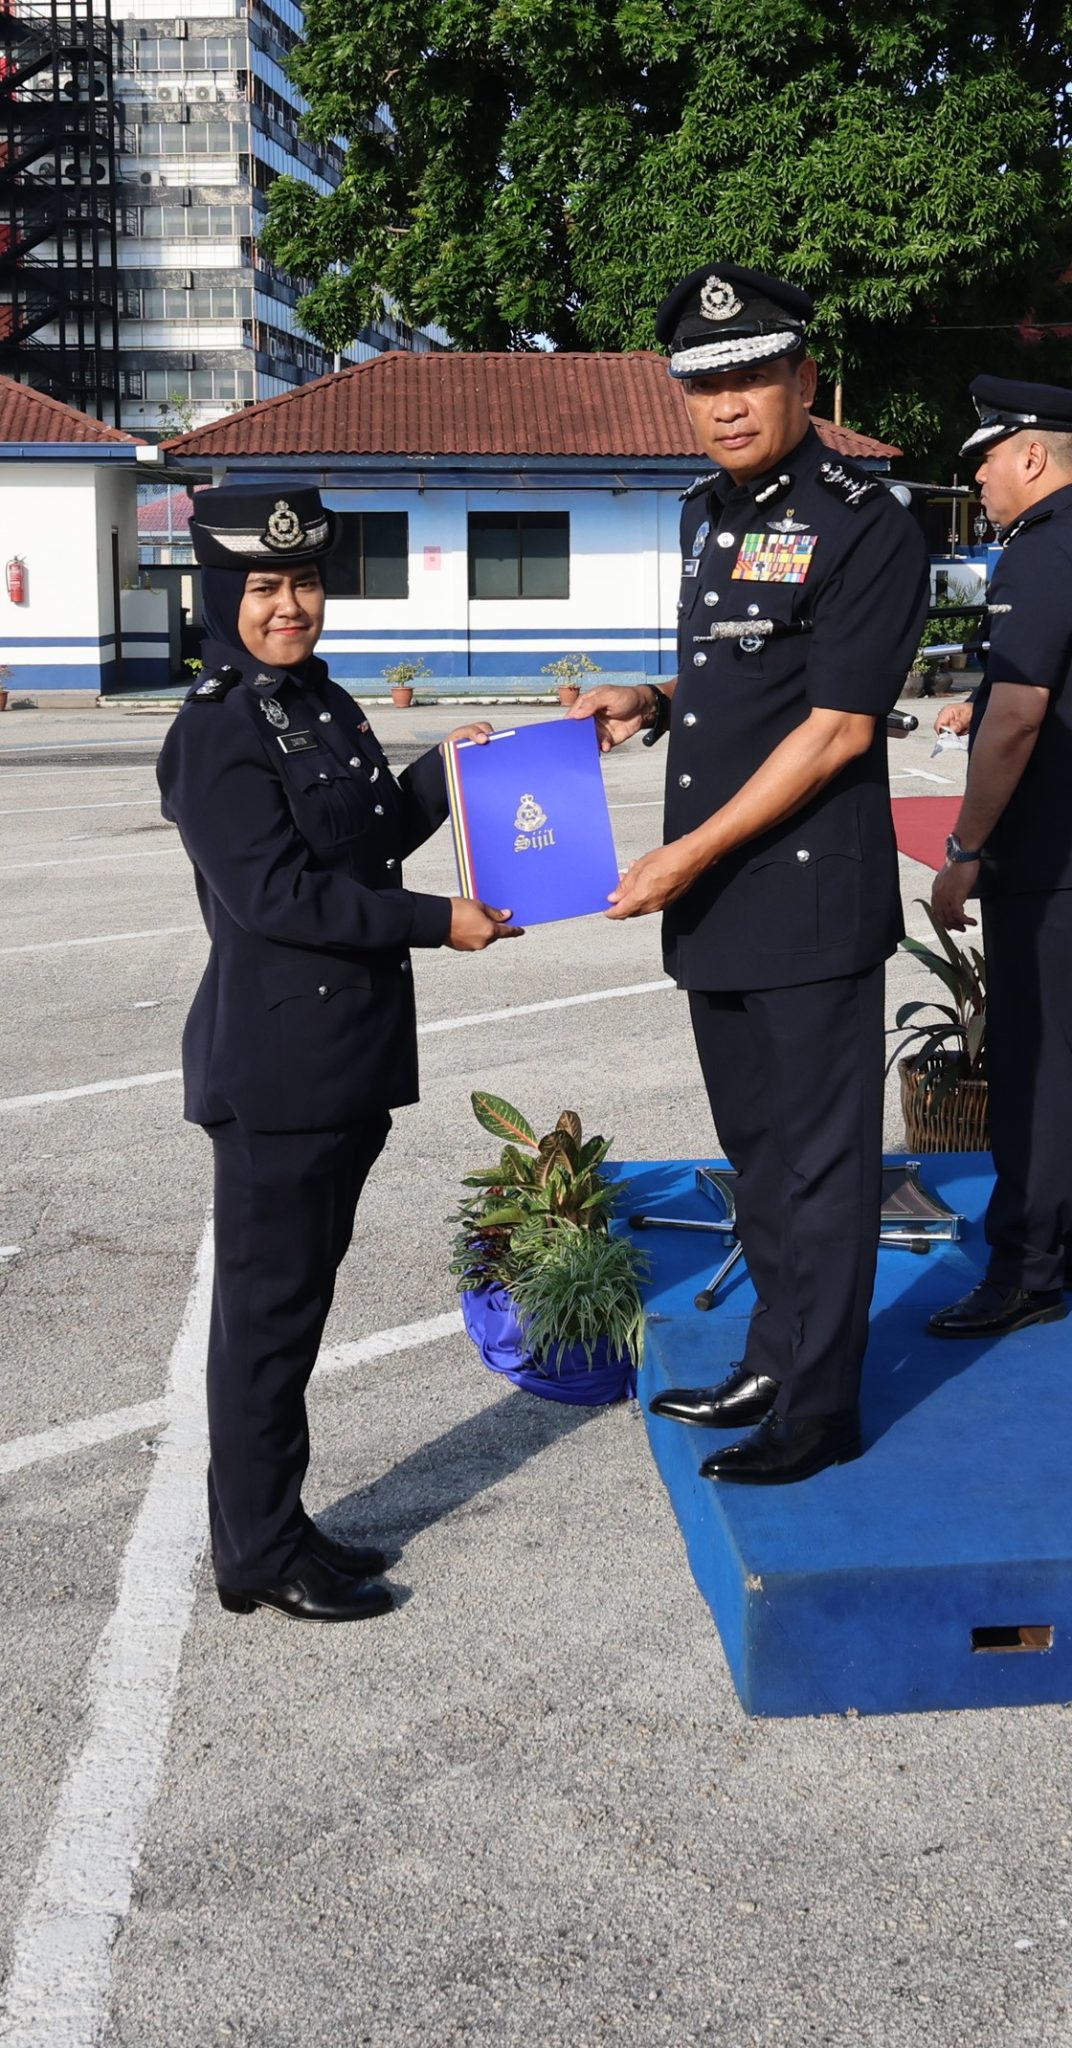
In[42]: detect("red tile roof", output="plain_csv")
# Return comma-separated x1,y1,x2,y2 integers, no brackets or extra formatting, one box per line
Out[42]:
163,352,900,462
138,487,193,534
0,375,141,444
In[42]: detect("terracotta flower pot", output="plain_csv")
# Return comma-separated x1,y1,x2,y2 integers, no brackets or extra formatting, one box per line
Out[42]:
899,1055,990,1153
556,683,581,706
390,685,414,708
0,687,8,712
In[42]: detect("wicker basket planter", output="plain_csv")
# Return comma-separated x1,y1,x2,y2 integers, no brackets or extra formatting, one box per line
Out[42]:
899,1055,990,1153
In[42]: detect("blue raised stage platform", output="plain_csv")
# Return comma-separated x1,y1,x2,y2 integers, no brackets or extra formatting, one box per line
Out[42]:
620,1155,1072,1719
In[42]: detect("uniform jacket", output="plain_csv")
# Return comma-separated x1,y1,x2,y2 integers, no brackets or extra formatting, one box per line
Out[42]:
157,640,453,1131
970,481,1072,899
662,424,930,991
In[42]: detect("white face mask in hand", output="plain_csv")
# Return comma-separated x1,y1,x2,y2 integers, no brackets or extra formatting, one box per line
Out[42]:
931,729,969,757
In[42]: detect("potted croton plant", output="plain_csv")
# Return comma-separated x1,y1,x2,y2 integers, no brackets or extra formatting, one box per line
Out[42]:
451,1092,647,1404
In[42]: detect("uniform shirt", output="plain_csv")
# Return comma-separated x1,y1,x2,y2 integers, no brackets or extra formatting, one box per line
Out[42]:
157,642,453,1131
970,481,1072,899
662,424,929,991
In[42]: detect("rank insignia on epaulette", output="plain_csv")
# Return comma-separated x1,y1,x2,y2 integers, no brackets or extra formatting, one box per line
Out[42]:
190,665,241,703
818,460,879,508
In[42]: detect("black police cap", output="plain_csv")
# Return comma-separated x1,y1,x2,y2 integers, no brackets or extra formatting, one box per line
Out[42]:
655,263,814,380
960,375,1072,458
188,485,337,570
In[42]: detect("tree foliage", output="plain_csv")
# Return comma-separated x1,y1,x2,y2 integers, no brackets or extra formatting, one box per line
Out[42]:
262,1,1072,461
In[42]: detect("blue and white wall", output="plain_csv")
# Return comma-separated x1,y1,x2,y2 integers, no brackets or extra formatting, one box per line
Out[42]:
317,482,688,685
0,464,171,692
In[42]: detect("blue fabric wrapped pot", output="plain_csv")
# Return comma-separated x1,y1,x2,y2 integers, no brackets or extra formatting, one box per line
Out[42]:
461,1284,636,1406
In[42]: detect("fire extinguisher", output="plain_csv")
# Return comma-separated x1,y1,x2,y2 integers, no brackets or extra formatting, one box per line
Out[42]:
6,556,26,604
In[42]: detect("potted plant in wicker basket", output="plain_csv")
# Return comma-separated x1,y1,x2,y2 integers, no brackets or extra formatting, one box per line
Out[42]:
451,1092,647,1404
540,653,602,707
893,900,988,1152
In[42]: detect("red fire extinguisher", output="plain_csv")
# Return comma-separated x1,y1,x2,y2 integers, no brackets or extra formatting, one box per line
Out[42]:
6,556,26,604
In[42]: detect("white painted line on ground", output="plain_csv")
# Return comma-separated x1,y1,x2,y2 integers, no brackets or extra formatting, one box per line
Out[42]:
0,799,162,818
6,848,181,874
0,739,162,757
0,1309,466,1479
417,978,673,1037
609,800,663,810
890,768,952,786
0,1215,214,2048
0,1070,182,1113
0,1244,20,1261
0,1398,167,1477
317,1311,464,1377
0,979,674,1113
0,926,199,959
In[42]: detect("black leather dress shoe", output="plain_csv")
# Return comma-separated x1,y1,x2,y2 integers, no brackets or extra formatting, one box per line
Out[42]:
700,1410,862,1485
216,1554,394,1622
304,1522,388,1580
927,1280,1068,1339
649,1364,779,1429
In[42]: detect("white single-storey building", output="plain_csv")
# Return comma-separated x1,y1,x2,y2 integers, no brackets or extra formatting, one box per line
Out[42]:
0,379,173,693
162,353,901,693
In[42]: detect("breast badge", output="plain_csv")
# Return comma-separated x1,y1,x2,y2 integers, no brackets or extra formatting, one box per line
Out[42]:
260,697,290,730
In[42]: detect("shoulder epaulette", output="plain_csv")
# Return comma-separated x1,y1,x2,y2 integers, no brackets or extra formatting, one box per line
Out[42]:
186,665,242,704
681,471,721,503
818,460,880,509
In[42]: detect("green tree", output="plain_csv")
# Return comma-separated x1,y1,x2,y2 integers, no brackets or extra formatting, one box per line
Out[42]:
263,1,1072,462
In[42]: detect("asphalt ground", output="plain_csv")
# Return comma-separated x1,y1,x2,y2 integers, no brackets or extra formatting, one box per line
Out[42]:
1,692,1069,2048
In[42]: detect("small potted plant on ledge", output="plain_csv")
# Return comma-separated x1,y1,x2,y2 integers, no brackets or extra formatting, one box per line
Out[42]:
540,653,602,707
383,657,432,708
892,900,988,1151
451,1092,647,1404
0,663,11,712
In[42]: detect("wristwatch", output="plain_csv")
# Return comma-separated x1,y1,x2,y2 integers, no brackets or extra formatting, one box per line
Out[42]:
641,685,672,747
945,832,983,864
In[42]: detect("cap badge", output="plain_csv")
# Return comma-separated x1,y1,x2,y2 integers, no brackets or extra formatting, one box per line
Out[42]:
700,276,743,323
261,697,290,731
264,499,306,552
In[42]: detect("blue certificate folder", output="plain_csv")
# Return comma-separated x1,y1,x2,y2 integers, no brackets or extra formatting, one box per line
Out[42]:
443,718,621,924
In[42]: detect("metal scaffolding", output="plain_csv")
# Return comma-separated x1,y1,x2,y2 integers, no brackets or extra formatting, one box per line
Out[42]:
0,0,120,421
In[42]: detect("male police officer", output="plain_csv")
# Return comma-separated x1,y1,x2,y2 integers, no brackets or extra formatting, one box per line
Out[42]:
929,376,1072,1339
573,263,929,1484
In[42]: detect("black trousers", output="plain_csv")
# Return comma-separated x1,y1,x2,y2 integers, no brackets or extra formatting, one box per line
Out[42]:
982,891,1072,1292
688,966,885,1419
205,1114,391,1587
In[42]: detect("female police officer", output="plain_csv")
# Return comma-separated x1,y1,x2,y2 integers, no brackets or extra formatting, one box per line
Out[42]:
158,485,521,1623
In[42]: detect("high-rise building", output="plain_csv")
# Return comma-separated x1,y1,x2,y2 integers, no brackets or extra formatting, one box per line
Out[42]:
0,0,446,434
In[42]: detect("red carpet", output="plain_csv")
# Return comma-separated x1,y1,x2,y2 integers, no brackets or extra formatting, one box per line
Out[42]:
892,796,961,871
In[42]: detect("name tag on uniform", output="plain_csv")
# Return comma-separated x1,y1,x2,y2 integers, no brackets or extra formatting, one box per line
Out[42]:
276,731,320,754
732,532,817,583
682,558,700,577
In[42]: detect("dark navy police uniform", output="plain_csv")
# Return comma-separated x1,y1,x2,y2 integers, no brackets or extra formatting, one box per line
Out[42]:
158,491,453,1592
649,267,929,1425
665,430,928,1418
967,450,1072,1293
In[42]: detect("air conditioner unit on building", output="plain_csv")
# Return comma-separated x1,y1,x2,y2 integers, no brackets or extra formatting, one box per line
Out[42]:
195,86,211,99
158,87,174,100
139,170,152,184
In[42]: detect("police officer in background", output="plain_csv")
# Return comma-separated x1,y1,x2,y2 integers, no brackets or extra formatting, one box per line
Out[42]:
929,377,1072,1339
572,263,929,1484
158,486,521,1623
